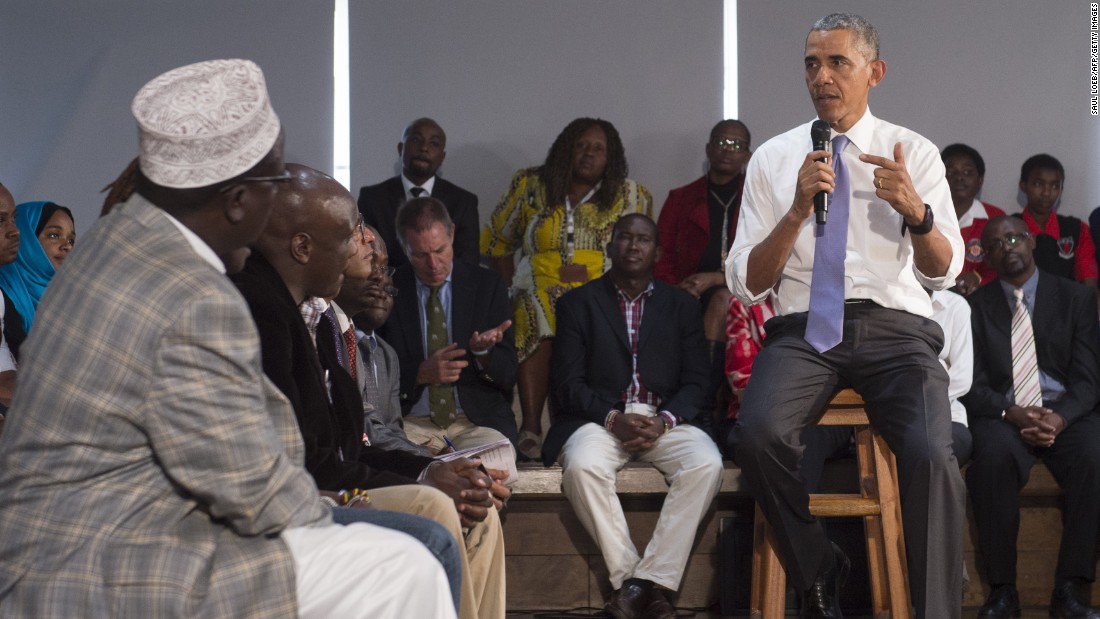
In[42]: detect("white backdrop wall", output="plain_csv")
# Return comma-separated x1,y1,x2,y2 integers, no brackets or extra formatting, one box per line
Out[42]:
348,0,725,224
1,0,333,233
739,2,1100,220
4,2,1098,233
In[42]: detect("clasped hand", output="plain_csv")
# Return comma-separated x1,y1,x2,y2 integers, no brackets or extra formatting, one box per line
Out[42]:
1005,405,1066,448
611,413,667,453
422,458,494,529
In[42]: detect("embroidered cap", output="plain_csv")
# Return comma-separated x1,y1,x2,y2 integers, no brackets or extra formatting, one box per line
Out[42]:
132,59,281,189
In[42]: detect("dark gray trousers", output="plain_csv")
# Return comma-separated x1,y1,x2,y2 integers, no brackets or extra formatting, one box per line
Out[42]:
967,412,1100,587
731,304,964,619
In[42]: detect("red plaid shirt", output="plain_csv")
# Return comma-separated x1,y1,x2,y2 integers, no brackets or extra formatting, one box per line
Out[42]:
615,281,659,406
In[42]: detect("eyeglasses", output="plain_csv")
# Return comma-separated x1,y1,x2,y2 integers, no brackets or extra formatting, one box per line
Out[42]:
218,171,294,193
709,138,749,152
372,265,396,279
986,232,1030,252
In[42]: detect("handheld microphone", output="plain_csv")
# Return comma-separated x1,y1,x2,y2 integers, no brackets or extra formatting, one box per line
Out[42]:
810,120,831,225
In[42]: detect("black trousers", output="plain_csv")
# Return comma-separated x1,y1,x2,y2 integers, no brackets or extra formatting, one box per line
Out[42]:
730,304,965,619
966,411,1100,586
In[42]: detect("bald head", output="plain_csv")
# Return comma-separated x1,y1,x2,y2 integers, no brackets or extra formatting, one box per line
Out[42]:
256,163,359,303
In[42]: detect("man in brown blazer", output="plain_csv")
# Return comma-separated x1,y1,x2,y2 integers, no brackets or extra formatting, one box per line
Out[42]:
0,60,453,619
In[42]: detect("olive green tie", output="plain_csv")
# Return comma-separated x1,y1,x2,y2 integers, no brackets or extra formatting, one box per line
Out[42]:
427,286,456,428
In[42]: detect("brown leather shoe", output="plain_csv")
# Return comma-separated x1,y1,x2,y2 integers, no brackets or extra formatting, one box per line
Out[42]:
605,582,650,619
644,589,677,619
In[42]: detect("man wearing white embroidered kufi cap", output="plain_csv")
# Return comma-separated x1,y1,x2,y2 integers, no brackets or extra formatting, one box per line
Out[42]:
0,59,455,619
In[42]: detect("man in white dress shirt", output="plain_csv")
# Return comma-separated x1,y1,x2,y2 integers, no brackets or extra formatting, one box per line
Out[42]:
725,13,965,619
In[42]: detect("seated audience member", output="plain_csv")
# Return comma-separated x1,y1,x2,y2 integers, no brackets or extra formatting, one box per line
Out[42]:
0,201,76,333
231,165,504,619
717,293,775,455
1015,154,1097,296
963,215,1100,619
1089,205,1100,279
942,143,1005,296
656,119,752,419
379,197,518,456
482,117,653,460
545,213,724,619
331,226,432,456
0,59,453,618
358,118,479,270
331,225,512,501
0,186,22,412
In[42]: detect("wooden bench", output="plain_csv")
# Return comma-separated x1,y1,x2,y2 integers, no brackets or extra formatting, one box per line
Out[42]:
503,459,1087,612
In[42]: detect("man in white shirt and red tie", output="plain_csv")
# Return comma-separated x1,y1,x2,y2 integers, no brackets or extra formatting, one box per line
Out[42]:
963,215,1100,619
725,13,965,619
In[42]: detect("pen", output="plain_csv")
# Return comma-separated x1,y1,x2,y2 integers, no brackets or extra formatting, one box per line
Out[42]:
442,435,458,452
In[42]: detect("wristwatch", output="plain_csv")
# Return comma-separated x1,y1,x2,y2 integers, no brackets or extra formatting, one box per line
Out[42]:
905,204,934,235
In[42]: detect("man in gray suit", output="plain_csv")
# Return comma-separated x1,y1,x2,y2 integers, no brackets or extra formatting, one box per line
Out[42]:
334,226,433,455
0,59,453,618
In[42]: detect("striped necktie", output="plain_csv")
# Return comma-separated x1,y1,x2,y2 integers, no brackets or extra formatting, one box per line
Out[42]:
1011,287,1042,408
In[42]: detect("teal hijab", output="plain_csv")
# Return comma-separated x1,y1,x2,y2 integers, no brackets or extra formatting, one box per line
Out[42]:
0,201,72,332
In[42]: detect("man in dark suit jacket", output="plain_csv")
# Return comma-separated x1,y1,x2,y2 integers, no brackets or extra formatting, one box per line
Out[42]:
545,214,723,619
963,215,1100,619
357,117,479,270
233,166,506,619
379,196,518,454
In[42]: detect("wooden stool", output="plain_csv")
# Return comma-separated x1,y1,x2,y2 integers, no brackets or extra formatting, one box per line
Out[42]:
750,389,911,619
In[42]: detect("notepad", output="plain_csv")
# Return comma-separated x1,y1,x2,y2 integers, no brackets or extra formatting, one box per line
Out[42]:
434,437,518,485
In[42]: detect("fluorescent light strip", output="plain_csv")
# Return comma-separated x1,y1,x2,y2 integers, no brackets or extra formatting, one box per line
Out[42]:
723,0,738,119
333,0,350,189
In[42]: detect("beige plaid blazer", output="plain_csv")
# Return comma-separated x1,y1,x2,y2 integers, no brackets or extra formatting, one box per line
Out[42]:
0,195,329,617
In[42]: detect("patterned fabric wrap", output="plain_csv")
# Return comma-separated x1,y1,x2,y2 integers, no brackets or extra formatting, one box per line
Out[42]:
481,168,652,361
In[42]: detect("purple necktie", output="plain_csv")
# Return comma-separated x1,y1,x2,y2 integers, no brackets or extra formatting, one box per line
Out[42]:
805,134,850,353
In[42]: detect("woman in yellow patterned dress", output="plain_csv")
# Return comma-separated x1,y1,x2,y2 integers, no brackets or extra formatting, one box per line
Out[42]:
481,118,652,459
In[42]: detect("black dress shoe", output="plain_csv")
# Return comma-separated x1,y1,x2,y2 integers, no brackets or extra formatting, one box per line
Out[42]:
977,584,1020,618
801,542,850,618
1050,580,1100,619
644,589,677,619
606,582,650,619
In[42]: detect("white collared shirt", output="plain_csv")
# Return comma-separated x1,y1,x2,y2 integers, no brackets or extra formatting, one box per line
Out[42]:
930,289,973,426
956,198,993,230
0,292,15,372
401,174,437,201
158,200,226,273
726,109,963,318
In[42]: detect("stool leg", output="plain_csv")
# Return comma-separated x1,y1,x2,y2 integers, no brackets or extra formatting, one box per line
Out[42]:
875,435,911,619
751,504,765,618
751,504,787,619
855,425,891,618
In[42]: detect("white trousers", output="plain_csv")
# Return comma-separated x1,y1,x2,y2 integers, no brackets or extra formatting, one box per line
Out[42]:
559,421,723,591
283,522,456,619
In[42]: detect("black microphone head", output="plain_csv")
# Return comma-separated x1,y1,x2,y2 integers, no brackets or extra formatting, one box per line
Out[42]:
811,120,831,149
